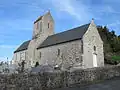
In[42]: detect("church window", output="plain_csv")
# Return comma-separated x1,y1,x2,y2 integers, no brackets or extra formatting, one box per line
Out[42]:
81,44,83,53
81,40,83,53
39,52,41,59
94,46,96,51
57,49,60,56
35,62,39,67
48,23,49,28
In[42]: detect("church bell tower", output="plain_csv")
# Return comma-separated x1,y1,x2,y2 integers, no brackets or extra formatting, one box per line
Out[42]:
32,11,54,40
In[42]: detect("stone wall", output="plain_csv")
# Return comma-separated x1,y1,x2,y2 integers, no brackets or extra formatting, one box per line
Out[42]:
0,65,120,90
27,12,54,68
12,50,27,66
38,40,83,70
83,21,104,68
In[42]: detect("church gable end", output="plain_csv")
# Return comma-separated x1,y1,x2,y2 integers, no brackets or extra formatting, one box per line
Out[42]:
82,20,104,68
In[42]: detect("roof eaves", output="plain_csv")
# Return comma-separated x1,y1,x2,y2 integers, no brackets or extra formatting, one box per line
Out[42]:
34,16,43,24
14,40,30,53
37,38,81,49
14,48,27,53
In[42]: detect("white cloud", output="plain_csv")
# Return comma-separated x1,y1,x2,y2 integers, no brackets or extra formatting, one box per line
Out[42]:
0,45,17,49
0,44,17,61
0,0,44,13
107,20,120,28
107,20,120,35
0,19,33,31
98,6,120,14
0,0,45,32
50,0,93,23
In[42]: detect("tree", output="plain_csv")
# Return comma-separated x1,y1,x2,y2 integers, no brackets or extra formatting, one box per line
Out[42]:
97,25,120,65
21,60,25,72
17,60,26,73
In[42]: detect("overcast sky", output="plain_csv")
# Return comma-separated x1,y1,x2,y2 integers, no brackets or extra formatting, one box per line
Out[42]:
0,0,120,61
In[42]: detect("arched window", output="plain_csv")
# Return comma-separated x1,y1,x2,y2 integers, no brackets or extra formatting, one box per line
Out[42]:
57,49,60,56
48,23,49,28
35,62,39,67
39,52,41,59
94,46,96,51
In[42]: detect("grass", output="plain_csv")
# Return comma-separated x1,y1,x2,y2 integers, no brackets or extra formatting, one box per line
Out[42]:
112,55,120,61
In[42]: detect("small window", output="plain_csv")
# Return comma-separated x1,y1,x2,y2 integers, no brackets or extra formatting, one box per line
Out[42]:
57,49,60,56
48,23,49,28
81,44,83,53
94,46,96,51
39,52,41,58
35,62,39,67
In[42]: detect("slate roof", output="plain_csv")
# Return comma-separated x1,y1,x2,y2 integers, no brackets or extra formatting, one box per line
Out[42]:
37,23,90,49
14,40,30,53
14,23,90,53
34,16,43,24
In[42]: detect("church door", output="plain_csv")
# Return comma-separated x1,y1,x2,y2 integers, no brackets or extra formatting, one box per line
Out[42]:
93,53,97,67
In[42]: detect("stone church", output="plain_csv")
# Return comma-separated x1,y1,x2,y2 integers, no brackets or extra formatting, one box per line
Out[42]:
12,11,104,70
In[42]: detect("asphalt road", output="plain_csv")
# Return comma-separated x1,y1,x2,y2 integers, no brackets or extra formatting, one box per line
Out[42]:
54,77,120,90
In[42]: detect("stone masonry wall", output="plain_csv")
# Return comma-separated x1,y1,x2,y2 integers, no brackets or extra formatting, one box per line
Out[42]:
38,40,83,70
27,12,54,68
83,21,104,68
0,65,120,90
12,50,27,66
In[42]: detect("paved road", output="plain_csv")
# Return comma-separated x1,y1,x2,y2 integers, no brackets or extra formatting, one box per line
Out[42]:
54,77,120,90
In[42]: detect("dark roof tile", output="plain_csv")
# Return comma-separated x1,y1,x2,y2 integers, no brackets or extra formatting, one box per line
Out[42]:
37,23,90,49
14,40,30,53
34,16,43,24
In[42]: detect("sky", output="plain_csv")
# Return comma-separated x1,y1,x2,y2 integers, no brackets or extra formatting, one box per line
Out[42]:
0,0,120,62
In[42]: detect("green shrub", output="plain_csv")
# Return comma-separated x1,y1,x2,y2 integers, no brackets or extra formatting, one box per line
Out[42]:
112,56,120,61
105,55,120,65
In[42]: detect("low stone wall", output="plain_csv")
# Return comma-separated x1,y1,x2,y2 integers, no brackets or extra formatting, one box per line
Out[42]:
0,65,120,90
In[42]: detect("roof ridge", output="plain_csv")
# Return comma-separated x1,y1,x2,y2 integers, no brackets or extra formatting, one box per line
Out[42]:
37,23,90,49
48,23,90,38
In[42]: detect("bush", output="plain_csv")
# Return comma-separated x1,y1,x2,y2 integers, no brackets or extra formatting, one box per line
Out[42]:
112,56,120,61
105,55,120,65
